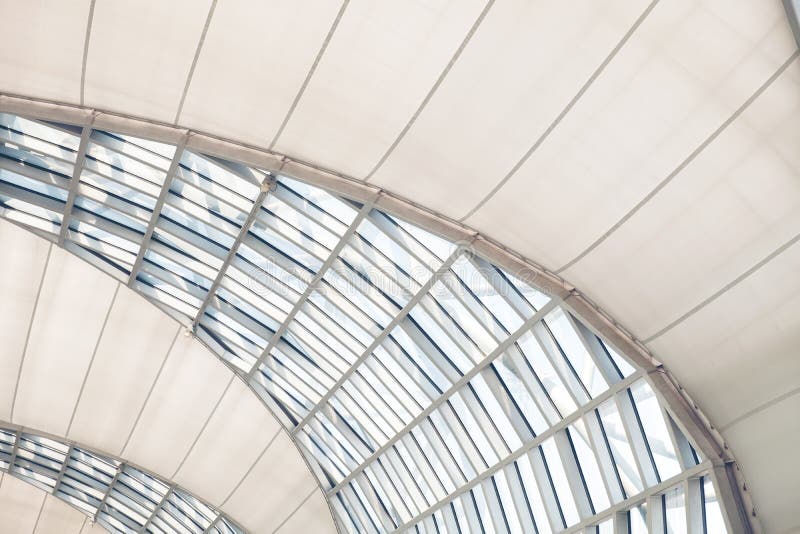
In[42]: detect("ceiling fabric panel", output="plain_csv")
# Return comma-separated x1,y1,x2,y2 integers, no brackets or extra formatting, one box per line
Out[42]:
0,473,47,532
84,0,212,122
273,0,486,178
173,379,281,507
275,489,337,534
67,287,180,454
0,221,50,421
120,334,232,477
563,57,800,338
12,248,118,436
368,0,650,216
29,493,87,534
723,392,800,533
221,431,319,534
178,0,343,147
0,0,88,104
465,0,796,270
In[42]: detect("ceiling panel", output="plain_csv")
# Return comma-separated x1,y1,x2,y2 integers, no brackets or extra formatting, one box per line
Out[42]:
221,430,318,533
178,0,342,147
276,489,336,534
121,334,232,477
174,379,281,506
0,223,50,421
274,0,486,178
647,239,800,430
31,493,87,534
83,0,212,122
466,0,797,270
12,248,117,436
0,0,89,103
563,58,800,338
368,0,649,216
0,473,46,533
724,391,800,533
67,287,181,455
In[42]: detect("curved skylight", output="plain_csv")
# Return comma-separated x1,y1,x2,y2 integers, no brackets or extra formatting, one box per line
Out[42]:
0,426,243,533
0,112,733,533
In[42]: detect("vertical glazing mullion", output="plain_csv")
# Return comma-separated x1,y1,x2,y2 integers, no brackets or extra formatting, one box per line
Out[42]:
368,457,413,524
493,470,523,534
462,491,486,534
410,425,457,495
614,389,659,487
471,483,500,534
449,390,504,465
466,255,536,320
332,493,363,534
436,400,488,476
331,386,392,447
383,445,430,517
418,418,468,490
360,355,424,423
415,291,486,364
345,369,407,433
377,337,445,403
553,428,595,520
502,342,563,426
685,477,704,534
352,472,398,532
437,267,509,346
321,400,379,458
528,446,567,533
299,423,351,481
532,321,591,406
394,437,444,507
503,462,540,534
569,315,626,385
394,319,463,387
476,367,535,444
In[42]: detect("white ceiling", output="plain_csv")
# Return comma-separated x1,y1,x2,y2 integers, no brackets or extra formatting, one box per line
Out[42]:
0,221,335,534
0,0,799,531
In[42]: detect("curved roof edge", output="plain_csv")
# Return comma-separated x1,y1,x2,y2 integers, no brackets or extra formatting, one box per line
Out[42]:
0,94,760,533
0,420,245,533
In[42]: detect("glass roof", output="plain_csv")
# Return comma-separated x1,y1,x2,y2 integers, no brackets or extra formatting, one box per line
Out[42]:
0,112,732,533
0,426,243,534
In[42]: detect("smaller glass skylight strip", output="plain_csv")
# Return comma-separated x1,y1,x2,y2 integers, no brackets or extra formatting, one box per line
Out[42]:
1,426,245,534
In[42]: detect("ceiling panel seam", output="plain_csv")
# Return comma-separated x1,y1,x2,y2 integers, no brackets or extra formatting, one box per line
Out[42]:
118,327,181,456
79,0,97,106
170,375,236,479
268,0,350,150
219,426,282,507
174,0,219,125
31,491,47,534
65,283,121,437
720,385,800,433
363,0,495,181
457,0,661,223
268,486,317,534
556,49,800,274
643,229,800,343
9,243,53,423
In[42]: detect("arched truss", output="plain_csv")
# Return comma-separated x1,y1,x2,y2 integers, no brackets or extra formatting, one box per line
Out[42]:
0,103,755,533
0,423,244,533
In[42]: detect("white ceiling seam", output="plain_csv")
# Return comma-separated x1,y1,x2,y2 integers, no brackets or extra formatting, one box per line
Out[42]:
457,0,661,223
218,429,282,509
174,0,219,125
363,0,496,181
643,228,800,343
268,0,350,150
65,283,122,437
79,0,97,106
267,486,318,534
8,243,53,423
31,491,48,533
720,385,800,434
556,48,800,275
118,327,181,456
0,101,762,532
169,375,236,480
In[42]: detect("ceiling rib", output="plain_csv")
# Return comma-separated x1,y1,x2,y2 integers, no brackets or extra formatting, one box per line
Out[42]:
58,120,94,245
291,243,469,433
191,175,276,331
246,195,378,379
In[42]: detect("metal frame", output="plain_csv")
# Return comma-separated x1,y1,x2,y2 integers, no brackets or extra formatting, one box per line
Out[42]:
0,96,758,533
0,420,244,533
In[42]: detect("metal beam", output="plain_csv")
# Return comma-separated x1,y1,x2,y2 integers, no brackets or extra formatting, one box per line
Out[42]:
58,121,94,246
127,135,189,287
388,371,645,533
139,484,175,533
93,462,125,523
202,513,222,534
247,196,377,379
326,295,565,496
191,175,277,331
51,444,74,496
6,429,20,472
292,244,469,433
